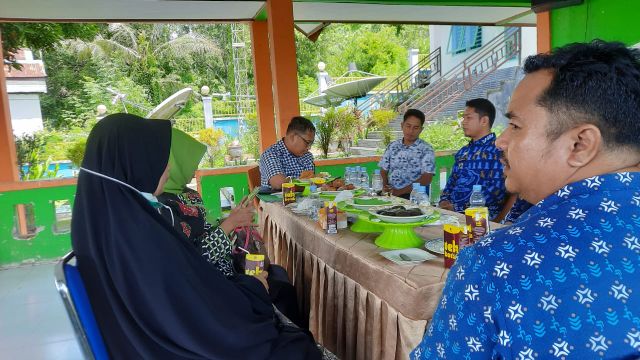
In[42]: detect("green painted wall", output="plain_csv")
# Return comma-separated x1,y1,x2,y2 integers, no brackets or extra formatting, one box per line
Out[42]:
551,0,640,48
0,155,455,266
0,185,76,266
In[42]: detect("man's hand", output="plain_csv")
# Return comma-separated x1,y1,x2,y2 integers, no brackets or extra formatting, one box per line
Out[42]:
439,200,454,211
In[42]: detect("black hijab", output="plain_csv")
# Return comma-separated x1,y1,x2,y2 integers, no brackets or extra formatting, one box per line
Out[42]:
71,114,320,359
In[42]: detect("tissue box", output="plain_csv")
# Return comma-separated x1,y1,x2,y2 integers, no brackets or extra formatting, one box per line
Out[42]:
318,207,348,230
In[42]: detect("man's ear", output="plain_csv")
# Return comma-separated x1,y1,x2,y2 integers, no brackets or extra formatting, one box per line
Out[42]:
566,124,602,167
480,115,491,129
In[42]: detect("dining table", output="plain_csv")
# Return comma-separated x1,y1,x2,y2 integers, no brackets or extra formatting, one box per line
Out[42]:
259,200,503,360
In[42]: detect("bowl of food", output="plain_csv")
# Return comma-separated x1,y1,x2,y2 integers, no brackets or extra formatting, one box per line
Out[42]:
370,205,433,224
319,178,356,194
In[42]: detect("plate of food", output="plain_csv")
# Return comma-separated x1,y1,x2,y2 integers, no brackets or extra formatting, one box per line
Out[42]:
424,238,445,255
297,170,332,183
319,178,357,194
346,196,393,210
370,205,434,224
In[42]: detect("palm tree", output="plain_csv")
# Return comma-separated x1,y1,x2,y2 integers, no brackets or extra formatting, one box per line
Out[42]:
63,23,222,104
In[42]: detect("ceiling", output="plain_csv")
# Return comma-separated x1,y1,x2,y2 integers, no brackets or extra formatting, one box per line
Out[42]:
0,0,535,25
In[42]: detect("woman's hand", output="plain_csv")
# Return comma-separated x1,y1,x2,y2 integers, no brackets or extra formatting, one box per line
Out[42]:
254,271,269,292
220,201,256,234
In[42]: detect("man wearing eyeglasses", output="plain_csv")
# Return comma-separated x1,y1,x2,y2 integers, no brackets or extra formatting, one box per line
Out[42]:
379,109,435,199
260,116,316,190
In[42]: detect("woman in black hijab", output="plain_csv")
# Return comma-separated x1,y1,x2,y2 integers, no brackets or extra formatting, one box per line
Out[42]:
71,114,322,359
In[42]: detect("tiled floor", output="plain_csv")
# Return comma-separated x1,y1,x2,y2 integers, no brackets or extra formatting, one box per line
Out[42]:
0,263,83,359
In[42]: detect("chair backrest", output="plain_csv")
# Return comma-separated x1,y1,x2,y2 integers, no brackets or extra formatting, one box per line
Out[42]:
247,165,261,191
54,252,110,360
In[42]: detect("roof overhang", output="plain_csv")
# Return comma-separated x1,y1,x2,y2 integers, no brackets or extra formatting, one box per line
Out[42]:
0,0,535,26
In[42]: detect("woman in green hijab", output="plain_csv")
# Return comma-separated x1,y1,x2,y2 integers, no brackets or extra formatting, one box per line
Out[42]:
158,128,255,277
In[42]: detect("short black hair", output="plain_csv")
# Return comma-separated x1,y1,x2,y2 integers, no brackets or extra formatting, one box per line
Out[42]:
465,98,496,128
403,108,425,125
524,40,640,150
286,116,315,134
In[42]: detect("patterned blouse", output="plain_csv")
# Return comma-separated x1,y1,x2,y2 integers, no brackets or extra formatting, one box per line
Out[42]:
378,138,436,190
259,139,314,186
440,133,506,219
158,189,235,276
412,172,640,359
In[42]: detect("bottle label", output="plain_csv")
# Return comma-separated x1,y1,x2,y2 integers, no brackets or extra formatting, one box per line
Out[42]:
465,206,490,242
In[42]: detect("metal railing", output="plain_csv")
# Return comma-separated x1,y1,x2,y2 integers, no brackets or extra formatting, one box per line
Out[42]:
356,47,442,115
399,28,521,121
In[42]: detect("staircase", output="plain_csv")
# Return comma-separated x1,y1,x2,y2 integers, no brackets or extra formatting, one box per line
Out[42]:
352,27,522,156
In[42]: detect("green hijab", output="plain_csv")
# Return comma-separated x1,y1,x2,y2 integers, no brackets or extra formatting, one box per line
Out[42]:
163,128,207,194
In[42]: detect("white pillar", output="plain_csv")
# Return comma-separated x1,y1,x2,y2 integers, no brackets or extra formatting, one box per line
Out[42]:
202,96,213,128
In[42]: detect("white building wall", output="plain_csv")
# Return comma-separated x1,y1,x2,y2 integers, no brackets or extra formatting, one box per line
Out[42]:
429,25,538,76
9,94,45,136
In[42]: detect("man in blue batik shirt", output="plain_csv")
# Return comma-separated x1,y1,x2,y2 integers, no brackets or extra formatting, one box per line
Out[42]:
379,109,435,199
439,98,513,220
412,41,640,359
259,116,315,189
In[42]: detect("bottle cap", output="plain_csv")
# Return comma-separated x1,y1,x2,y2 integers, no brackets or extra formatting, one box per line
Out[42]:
473,184,482,191
310,185,317,192
419,186,427,193
412,183,420,189
374,169,380,174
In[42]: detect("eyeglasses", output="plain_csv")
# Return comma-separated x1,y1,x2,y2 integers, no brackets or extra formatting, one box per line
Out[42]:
295,133,314,148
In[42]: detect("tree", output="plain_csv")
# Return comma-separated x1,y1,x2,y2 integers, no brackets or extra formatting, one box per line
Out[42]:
1,23,101,69
63,23,221,104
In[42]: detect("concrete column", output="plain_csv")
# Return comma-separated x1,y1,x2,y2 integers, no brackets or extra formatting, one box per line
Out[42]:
0,31,19,182
266,0,300,138
250,20,278,151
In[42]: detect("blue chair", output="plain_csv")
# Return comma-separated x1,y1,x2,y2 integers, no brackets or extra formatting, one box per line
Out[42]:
54,252,109,360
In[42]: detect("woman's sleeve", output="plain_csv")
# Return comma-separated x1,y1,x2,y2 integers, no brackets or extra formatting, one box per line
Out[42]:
199,223,236,276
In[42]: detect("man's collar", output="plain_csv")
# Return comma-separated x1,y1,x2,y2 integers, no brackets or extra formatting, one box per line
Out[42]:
526,172,640,215
401,138,422,147
469,132,495,146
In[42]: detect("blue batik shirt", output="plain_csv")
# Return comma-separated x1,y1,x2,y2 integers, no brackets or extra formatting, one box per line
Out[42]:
412,172,640,359
378,138,435,190
259,139,314,186
503,198,533,224
440,133,506,219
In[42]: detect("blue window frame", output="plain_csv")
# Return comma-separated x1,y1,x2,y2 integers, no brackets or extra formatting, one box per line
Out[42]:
448,26,483,54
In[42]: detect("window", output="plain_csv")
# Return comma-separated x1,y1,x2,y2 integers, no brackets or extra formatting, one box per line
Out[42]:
448,26,483,54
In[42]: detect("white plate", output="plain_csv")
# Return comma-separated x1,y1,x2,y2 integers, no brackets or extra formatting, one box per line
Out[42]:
346,196,394,210
424,238,445,255
380,248,437,265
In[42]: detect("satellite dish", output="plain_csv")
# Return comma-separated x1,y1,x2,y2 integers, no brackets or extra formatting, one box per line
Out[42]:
324,76,386,99
146,88,193,119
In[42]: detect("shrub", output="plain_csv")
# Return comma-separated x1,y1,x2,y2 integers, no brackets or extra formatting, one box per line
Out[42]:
369,108,397,147
420,119,468,151
239,113,260,160
198,127,226,168
66,138,87,167
316,108,339,158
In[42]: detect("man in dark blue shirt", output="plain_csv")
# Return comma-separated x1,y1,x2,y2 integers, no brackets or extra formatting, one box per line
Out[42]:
439,98,512,220
413,41,640,359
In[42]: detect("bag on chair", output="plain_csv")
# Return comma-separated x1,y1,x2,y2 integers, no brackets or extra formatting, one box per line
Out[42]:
231,226,270,273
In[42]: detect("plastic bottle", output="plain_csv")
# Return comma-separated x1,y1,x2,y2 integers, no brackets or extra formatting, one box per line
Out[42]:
309,185,320,221
360,167,370,190
344,167,352,185
409,183,421,204
372,169,383,193
418,186,430,207
469,185,486,207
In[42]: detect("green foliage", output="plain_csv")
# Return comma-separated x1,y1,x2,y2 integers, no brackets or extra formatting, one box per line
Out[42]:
1,23,101,68
14,132,60,180
420,120,468,151
198,128,227,168
369,108,398,147
66,138,87,167
333,107,361,155
316,108,339,158
240,114,260,160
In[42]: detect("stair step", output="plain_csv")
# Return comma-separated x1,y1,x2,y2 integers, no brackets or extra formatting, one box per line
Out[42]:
367,130,403,140
356,138,383,148
350,146,382,156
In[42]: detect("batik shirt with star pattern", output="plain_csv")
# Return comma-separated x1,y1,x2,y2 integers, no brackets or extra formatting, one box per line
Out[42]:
412,172,640,359
440,133,506,219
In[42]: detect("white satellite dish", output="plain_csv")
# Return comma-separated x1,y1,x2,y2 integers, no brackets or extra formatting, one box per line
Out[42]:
146,88,193,119
324,76,387,99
